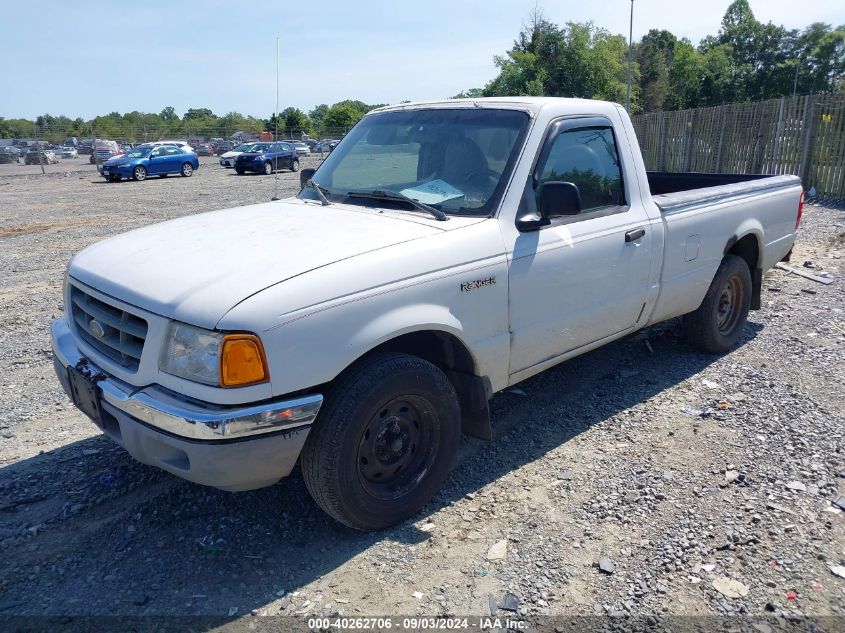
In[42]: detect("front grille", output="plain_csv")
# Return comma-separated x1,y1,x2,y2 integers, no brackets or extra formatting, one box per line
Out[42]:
70,286,148,371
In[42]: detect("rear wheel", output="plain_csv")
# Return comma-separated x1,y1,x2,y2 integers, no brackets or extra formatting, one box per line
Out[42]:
301,353,460,530
291,159,300,172
132,165,147,181
263,161,273,175
180,162,193,177
683,254,752,353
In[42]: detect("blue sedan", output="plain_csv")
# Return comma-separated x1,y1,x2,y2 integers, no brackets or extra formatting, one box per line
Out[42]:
99,144,200,182
233,141,300,175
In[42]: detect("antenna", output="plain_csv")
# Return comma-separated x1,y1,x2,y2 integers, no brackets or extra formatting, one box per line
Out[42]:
272,36,281,201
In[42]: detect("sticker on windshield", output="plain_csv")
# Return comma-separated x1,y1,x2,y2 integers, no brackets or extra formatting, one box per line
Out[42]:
400,180,464,205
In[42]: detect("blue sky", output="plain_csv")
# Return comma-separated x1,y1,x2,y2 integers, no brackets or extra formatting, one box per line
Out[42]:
2,0,842,120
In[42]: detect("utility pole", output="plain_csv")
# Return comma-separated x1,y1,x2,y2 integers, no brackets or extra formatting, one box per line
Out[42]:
626,0,634,113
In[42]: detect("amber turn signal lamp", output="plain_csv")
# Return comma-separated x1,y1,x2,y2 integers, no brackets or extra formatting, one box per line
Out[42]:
220,334,269,387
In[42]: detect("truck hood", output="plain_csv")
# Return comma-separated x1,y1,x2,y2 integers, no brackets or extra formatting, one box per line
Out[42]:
69,200,453,329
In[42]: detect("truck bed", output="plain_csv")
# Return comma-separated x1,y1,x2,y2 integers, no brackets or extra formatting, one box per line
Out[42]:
648,172,801,215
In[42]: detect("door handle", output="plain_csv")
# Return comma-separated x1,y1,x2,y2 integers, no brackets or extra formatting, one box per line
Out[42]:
625,227,645,243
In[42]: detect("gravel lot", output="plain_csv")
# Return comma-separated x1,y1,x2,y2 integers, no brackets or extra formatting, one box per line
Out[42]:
0,160,843,624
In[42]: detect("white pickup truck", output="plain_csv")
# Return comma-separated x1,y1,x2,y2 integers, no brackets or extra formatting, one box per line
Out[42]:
52,97,803,530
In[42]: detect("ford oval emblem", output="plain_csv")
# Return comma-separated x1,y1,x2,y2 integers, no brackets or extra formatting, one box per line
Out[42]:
89,319,106,339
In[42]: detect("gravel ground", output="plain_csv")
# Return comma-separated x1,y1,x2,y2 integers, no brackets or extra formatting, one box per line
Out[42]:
0,162,843,624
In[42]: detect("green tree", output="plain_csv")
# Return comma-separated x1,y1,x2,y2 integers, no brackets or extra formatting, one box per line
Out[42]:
160,106,177,122
322,104,361,130
636,30,677,111
466,11,639,110
308,104,329,130
667,40,703,109
281,107,310,132
184,108,214,120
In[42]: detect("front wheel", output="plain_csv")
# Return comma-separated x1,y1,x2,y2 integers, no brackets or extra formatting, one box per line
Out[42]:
132,165,147,181
235,167,245,175
263,161,273,175
301,353,460,530
683,254,752,353
291,159,299,172
181,162,193,177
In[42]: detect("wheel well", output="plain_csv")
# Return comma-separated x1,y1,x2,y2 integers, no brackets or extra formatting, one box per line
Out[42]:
366,331,492,441
725,233,762,310
369,330,474,374
726,234,759,272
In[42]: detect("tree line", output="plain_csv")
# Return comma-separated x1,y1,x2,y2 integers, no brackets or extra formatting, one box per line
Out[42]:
454,0,844,113
0,100,386,144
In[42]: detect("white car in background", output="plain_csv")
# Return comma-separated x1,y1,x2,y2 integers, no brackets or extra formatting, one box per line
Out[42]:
219,142,257,168
152,140,193,152
60,146,79,158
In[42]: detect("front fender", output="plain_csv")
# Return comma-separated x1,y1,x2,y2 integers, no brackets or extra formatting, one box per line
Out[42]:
346,304,470,364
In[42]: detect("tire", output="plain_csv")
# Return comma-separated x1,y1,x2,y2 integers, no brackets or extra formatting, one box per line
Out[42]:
132,165,147,181
235,167,245,175
291,159,299,172
301,352,460,531
683,254,752,353
181,162,193,177
263,161,273,175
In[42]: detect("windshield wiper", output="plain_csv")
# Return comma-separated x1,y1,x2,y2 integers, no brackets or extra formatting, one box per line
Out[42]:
346,189,448,221
304,179,331,206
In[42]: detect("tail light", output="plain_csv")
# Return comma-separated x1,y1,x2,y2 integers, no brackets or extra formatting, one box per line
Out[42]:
796,191,804,229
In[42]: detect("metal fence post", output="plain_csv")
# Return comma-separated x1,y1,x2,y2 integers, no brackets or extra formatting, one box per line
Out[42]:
657,116,666,171
799,96,817,190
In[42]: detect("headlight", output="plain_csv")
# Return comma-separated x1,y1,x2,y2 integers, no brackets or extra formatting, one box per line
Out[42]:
159,322,269,387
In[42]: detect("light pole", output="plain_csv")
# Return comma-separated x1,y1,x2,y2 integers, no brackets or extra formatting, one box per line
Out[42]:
272,36,280,201
626,0,634,113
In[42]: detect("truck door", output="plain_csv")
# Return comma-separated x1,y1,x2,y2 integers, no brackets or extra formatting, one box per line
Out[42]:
506,117,653,375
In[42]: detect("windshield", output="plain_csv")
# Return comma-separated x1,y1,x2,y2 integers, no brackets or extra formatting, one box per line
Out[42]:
126,145,153,158
245,143,270,153
299,108,529,215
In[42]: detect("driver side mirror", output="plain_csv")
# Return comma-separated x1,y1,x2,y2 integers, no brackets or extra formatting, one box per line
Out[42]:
516,181,582,231
539,181,581,218
299,167,316,188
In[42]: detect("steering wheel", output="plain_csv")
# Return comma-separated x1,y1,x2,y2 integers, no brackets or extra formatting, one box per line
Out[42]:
463,168,500,187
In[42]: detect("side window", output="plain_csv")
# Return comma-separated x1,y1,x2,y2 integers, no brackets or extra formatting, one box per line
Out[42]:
280,143,291,152
166,147,182,156
536,126,624,213
151,147,164,157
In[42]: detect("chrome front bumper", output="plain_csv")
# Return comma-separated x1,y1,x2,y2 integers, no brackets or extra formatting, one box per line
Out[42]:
51,317,323,441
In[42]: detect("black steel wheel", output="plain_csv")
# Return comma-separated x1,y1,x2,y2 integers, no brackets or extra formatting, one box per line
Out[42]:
301,353,460,530
683,254,752,353
356,395,439,501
